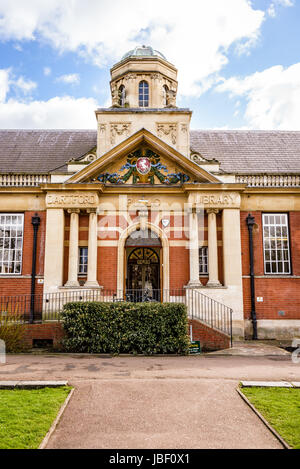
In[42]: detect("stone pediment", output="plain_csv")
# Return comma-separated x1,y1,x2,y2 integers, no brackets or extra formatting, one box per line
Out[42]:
92,148,197,186
66,128,221,185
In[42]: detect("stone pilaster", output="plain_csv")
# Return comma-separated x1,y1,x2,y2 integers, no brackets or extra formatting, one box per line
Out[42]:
64,209,80,288
187,206,202,288
206,209,221,287
84,209,101,289
44,209,65,293
222,209,243,287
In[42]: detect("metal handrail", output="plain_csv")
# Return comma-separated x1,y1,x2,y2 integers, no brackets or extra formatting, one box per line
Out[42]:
0,287,233,344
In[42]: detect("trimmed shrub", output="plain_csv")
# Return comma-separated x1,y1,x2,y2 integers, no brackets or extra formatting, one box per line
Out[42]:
61,302,189,355
0,316,27,353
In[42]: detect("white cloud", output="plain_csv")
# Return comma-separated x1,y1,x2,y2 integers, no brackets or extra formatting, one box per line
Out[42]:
268,0,294,17
268,4,276,17
13,76,37,94
0,68,96,128
13,43,22,51
216,63,300,129
43,66,51,76
275,0,294,6
0,96,98,128
0,68,36,101
0,0,265,96
56,73,80,85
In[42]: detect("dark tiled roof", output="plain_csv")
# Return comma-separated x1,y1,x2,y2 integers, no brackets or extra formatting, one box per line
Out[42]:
0,129,300,175
190,130,300,174
0,130,97,173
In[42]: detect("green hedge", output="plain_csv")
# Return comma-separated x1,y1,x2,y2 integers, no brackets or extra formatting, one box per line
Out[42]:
61,301,189,355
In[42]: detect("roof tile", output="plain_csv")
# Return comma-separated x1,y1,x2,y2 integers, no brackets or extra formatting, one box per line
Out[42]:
0,129,300,175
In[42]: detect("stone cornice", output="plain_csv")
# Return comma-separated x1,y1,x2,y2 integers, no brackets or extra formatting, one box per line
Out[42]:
41,183,104,192
110,55,177,73
95,108,191,115
0,186,43,194
244,187,300,194
103,185,184,195
183,183,246,192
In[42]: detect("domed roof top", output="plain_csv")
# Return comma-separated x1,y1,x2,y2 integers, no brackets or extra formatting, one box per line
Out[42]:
121,45,166,61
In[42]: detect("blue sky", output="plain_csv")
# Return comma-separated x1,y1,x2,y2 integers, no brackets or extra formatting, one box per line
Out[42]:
0,0,299,130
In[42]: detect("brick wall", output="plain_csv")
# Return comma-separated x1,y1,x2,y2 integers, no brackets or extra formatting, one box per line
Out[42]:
98,247,118,290
189,319,231,351
22,322,65,349
21,320,230,352
241,211,300,321
0,211,46,296
169,246,189,290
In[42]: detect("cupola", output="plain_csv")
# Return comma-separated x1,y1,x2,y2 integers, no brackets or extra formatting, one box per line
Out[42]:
110,45,178,109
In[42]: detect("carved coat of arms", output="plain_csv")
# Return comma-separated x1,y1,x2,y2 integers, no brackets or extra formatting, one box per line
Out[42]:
136,157,151,175
97,148,190,185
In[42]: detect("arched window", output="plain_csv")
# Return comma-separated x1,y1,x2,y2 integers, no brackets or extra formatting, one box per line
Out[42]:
139,81,149,107
163,85,169,106
118,85,126,107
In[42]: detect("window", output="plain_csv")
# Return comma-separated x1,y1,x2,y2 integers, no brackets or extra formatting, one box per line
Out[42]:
163,85,169,106
118,85,125,107
263,214,291,274
139,81,149,107
199,247,208,275
78,247,88,275
0,214,24,274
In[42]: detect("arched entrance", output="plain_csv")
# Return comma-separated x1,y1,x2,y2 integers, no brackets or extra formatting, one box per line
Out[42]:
125,229,162,301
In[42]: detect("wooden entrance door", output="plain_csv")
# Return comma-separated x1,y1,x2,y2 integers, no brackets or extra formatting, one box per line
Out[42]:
126,247,160,301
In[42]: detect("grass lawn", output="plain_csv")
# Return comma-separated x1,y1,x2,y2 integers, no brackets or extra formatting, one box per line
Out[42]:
241,387,300,449
0,386,72,449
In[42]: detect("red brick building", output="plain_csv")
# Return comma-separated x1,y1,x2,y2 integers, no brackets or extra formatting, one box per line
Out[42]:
0,46,299,343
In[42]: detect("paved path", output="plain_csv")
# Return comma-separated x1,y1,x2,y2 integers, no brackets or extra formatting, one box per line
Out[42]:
1,352,299,449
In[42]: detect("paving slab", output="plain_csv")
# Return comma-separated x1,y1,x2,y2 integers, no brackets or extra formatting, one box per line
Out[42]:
241,381,293,388
209,341,291,357
292,382,300,388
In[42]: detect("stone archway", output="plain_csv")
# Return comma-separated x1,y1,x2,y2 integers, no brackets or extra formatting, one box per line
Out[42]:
117,222,169,293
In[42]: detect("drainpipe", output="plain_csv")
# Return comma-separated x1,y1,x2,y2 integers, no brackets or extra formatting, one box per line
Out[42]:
30,214,40,324
246,214,258,340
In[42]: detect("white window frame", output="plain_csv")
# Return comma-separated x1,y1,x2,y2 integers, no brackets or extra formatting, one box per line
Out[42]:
78,247,88,275
139,81,149,107
262,213,291,275
199,246,209,275
0,213,24,275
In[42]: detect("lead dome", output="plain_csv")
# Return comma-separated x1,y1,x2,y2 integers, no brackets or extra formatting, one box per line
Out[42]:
121,45,167,61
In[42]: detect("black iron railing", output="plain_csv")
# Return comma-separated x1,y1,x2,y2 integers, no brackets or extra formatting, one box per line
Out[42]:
0,288,232,342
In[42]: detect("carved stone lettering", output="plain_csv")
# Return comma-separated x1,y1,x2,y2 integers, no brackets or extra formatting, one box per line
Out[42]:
46,192,99,209
195,192,240,209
